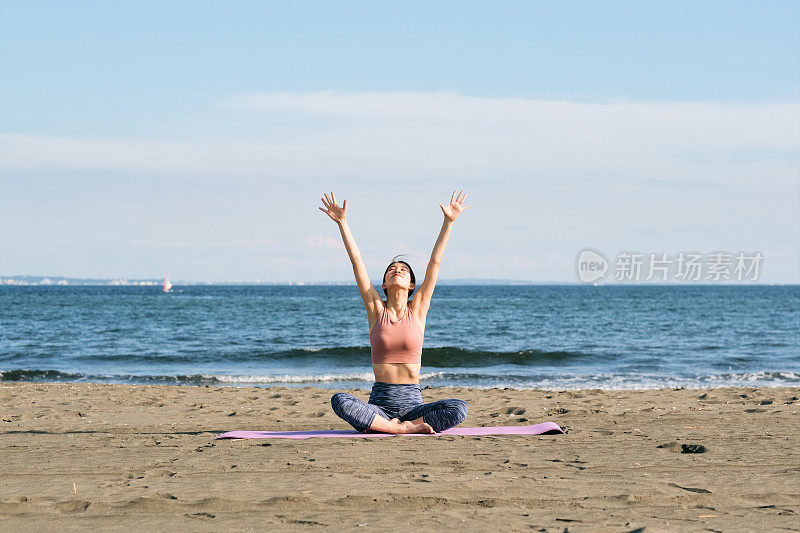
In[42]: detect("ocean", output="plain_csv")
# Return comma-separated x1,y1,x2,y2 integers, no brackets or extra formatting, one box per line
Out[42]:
1,285,798,390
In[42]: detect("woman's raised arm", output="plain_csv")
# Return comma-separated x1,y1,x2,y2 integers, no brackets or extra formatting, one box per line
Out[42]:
412,190,470,315
319,192,382,310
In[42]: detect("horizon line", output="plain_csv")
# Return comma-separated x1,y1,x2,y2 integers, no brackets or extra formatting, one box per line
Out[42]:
0,275,794,287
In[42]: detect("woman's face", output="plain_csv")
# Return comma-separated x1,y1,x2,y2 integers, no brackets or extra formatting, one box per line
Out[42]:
384,262,413,292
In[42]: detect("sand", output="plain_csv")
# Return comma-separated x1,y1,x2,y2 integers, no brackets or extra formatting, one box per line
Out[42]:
0,383,798,531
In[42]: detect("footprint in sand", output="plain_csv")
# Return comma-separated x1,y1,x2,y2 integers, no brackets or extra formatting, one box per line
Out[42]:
505,407,526,415
656,442,682,452
144,468,177,477
187,512,216,520
53,500,91,513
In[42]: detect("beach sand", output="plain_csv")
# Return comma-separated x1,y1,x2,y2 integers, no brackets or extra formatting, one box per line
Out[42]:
1,383,797,531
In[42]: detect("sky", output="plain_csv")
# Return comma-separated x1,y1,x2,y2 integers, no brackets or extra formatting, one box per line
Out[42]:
1,1,798,283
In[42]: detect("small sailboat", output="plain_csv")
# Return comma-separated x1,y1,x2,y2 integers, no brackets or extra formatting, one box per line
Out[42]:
162,273,173,293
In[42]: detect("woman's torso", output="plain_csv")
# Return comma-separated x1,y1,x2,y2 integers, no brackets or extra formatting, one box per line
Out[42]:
369,301,426,384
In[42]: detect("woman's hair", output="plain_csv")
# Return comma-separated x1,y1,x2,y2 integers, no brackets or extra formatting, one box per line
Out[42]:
382,254,416,299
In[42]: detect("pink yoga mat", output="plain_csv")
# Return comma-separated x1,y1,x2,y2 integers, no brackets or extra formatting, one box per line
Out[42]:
214,422,564,440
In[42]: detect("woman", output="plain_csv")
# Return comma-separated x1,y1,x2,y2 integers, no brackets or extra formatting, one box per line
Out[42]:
318,190,471,434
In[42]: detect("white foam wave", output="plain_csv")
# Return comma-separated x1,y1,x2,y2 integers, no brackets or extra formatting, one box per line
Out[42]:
203,371,445,384
439,370,800,390
701,370,800,382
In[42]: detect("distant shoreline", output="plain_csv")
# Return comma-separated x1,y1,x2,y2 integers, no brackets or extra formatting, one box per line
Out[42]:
0,276,548,286
0,276,794,286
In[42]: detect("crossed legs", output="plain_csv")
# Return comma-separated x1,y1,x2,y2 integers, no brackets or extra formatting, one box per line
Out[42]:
401,399,469,432
330,392,468,434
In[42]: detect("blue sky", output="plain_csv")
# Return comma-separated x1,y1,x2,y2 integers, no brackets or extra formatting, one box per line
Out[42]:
1,1,798,283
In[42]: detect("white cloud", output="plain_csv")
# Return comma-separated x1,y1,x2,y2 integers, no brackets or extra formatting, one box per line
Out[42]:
0,91,796,186
304,234,343,249
232,236,277,248
3,91,796,283
544,251,573,268
130,237,278,248
449,251,577,275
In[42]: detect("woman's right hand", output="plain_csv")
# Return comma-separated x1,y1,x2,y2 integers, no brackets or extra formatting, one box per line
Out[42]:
319,191,347,224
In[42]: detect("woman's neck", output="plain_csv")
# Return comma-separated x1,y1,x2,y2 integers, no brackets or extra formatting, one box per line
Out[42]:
385,291,408,315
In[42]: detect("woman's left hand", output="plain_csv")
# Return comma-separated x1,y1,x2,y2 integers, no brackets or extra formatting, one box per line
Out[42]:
439,189,470,222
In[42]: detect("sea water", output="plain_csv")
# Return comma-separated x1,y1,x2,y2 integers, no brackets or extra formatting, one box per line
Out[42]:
1,285,798,390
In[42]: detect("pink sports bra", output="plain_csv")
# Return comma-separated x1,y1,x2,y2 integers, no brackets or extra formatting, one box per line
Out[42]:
370,305,424,364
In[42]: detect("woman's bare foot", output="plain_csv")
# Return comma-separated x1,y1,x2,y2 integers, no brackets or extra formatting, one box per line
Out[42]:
370,415,435,434
396,420,435,434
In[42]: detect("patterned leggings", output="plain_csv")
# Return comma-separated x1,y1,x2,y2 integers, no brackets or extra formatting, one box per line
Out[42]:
330,382,468,433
